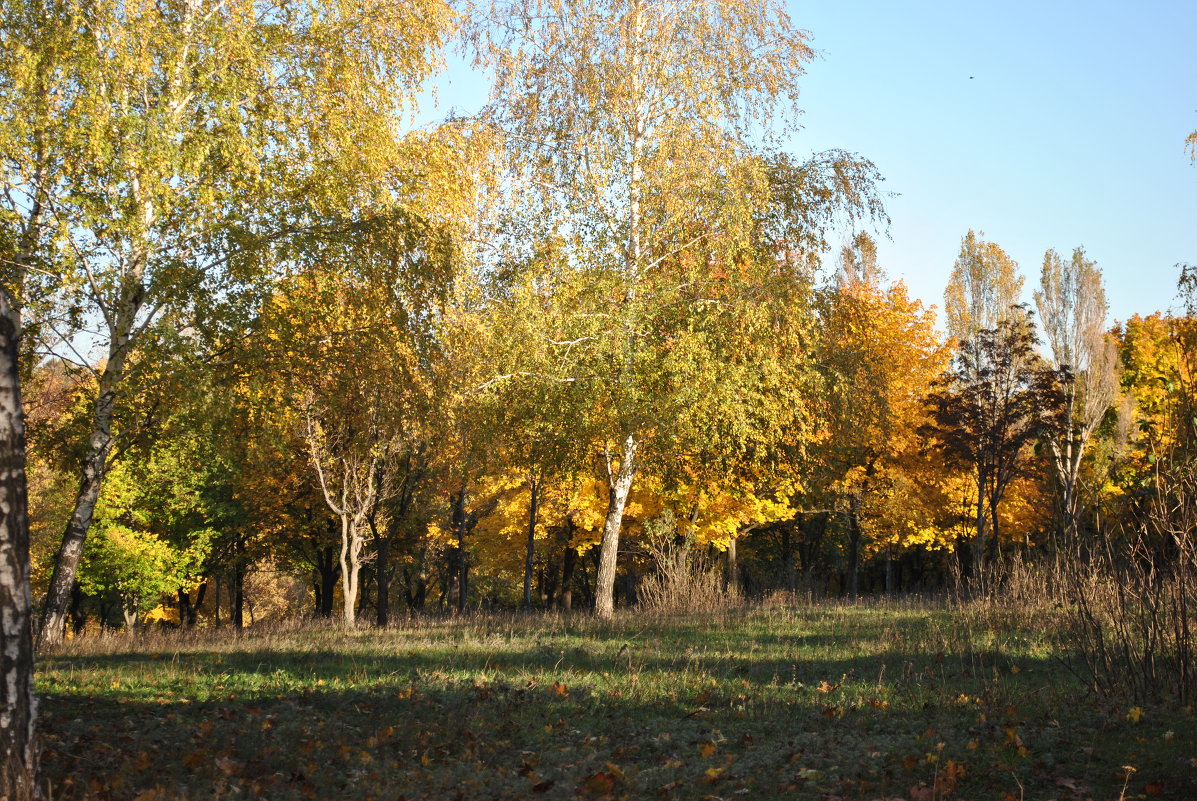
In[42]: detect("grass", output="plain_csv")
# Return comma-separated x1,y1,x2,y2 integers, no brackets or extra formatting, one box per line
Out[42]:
37,598,1196,800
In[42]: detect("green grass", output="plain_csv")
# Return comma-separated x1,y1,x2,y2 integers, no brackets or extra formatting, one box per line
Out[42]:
37,599,1196,800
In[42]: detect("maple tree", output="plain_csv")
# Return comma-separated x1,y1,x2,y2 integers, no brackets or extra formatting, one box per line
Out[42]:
814,239,947,594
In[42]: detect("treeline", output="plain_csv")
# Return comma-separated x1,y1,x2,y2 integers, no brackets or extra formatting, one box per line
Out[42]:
2,0,1194,642
21,223,1197,635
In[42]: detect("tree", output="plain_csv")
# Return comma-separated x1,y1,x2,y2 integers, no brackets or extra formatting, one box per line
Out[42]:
0,287,35,798
816,244,947,595
271,260,440,627
928,307,1059,573
944,230,1024,340
472,0,883,618
939,232,1027,572
1034,247,1119,546
0,0,68,786
23,0,455,645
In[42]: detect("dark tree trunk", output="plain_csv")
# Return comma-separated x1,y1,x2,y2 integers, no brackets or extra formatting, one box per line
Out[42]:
523,476,540,609
781,522,796,592
375,537,391,626
404,565,427,614
176,588,194,627
846,494,863,598
725,538,738,592
68,581,87,635
232,558,245,630
175,583,205,627
0,287,37,799
358,565,373,619
452,487,469,614
560,542,577,612
315,545,338,618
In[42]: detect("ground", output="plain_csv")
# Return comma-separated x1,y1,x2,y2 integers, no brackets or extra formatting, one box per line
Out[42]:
37,599,1196,800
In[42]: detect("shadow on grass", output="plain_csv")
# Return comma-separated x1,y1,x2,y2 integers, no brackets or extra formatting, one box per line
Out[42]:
37,629,1197,801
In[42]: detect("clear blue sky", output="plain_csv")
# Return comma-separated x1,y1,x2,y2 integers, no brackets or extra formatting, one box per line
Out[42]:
419,1,1197,329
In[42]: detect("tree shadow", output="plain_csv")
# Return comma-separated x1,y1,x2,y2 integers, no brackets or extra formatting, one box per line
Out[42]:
37,630,1197,801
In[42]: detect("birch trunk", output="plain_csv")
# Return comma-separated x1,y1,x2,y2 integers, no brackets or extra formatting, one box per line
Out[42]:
38,362,123,645
0,287,37,800
595,434,637,619
40,248,143,645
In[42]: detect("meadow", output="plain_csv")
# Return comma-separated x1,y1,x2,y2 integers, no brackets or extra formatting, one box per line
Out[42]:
37,598,1195,801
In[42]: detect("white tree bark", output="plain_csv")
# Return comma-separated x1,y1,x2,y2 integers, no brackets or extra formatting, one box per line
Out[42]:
0,287,37,800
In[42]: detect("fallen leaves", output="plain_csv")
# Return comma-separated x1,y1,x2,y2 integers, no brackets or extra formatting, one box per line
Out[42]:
580,769,618,795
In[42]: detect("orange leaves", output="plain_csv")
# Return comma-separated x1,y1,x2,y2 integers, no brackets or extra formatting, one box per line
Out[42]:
580,764,623,796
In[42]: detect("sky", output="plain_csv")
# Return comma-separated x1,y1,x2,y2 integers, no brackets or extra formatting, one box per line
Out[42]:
417,0,1197,330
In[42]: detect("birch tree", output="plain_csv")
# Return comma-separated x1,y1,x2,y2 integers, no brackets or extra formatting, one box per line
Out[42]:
1035,247,1118,545
472,0,882,618
18,0,454,645
0,289,35,798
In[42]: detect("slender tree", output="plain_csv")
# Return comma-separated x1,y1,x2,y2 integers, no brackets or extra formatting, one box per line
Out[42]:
471,0,883,617
0,287,35,799
940,231,1025,569
1035,247,1119,545
928,307,1059,573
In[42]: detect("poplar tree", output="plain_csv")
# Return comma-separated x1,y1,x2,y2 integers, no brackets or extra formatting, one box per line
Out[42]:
1035,247,1119,546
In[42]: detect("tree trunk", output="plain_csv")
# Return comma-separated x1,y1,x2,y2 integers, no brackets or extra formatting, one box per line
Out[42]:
452,487,469,614
338,517,361,627
121,598,139,631
969,474,986,580
315,545,338,618
404,564,427,614
39,285,140,647
38,416,113,646
358,565,373,620
595,435,638,619
457,537,468,614
176,587,196,627
781,522,797,593
68,582,87,635
885,547,895,594
523,476,540,609
232,538,245,629
375,536,391,627
725,538,738,592
846,493,862,598
561,542,577,612
0,288,37,800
